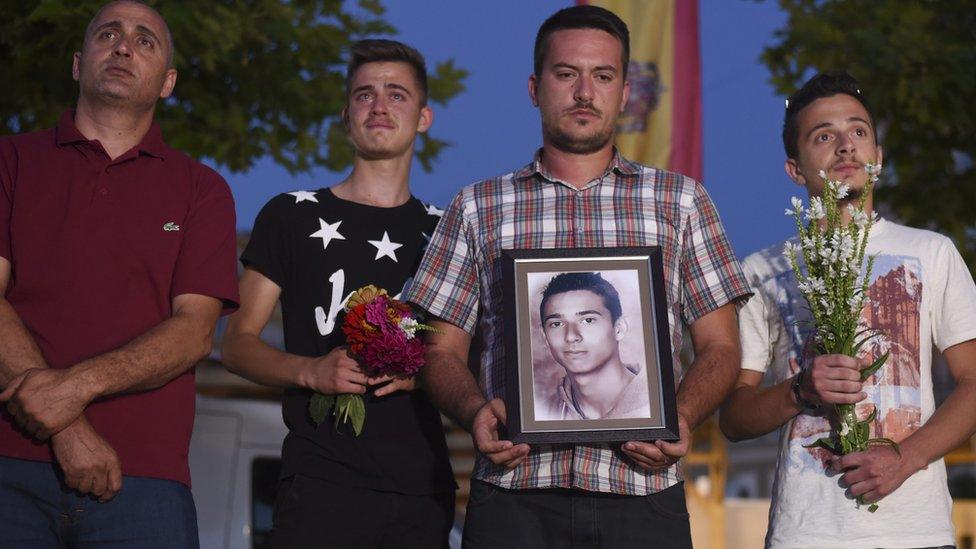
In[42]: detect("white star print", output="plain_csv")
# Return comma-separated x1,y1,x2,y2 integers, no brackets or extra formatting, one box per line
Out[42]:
309,218,345,250
288,190,318,203
425,204,444,217
368,231,404,262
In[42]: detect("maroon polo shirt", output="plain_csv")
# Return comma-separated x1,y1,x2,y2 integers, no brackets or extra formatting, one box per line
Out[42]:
0,110,239,486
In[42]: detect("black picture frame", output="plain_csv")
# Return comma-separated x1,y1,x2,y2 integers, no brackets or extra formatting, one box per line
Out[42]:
501,247,678,444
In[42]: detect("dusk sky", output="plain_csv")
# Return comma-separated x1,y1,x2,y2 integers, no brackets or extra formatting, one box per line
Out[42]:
223,0,796,259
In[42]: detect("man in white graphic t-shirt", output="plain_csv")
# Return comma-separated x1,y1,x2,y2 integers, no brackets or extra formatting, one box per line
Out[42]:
720,71,976,549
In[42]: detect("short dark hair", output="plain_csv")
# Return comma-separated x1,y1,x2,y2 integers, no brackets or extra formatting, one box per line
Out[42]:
782,71,876,159
346,39,428,105
540,272,623,324
534,5,630,79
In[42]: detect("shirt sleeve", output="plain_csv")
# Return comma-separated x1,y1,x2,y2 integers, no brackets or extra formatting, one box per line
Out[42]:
0,138,16,263
679,181,752,325
240,194,291,289
931,236,976,352
170,166,240,314
738,262,774,373
404,190,480,333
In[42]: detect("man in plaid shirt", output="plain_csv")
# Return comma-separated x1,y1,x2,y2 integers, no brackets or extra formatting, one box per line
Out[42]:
405,5,750,547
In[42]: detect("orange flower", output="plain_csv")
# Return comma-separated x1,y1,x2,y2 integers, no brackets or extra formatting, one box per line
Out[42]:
345,285,388,311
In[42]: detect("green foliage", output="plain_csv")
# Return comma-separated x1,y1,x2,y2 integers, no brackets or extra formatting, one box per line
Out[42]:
0,0,468,174
309,393,365,435
309,393,335,426
761,0,976,271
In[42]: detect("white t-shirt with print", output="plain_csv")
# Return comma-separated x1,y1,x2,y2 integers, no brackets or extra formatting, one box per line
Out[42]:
739,218,976,549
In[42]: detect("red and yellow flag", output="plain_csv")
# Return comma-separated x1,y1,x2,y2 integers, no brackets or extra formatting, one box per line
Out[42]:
578,0,703,181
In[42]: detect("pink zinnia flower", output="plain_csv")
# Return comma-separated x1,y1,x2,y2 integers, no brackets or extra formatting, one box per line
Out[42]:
361,326,425,376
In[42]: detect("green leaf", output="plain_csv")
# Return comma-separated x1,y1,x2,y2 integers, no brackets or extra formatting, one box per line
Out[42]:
309,393,335,426
861,406,878,425
856,419,869,444
851,328,879,354
803,437,840,455
329,394,366,436
860,352,889,381
349,393,366,436
868,503,879,513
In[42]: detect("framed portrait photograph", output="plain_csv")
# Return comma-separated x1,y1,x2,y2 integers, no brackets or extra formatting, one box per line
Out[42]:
501,247,678,444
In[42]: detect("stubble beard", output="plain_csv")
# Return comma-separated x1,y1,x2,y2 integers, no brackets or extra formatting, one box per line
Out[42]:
543,117,614,155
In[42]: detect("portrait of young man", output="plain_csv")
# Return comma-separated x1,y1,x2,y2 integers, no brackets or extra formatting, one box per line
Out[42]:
533,271,651,422
405,5,750,548
0,1,239,547
220,39,455,549
720,71,976,549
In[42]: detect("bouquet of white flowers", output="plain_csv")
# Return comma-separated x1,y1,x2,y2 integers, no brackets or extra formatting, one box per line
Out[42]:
784,163,897,512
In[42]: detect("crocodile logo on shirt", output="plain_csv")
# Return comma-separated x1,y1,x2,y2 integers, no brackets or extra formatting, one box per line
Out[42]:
163,222,180,232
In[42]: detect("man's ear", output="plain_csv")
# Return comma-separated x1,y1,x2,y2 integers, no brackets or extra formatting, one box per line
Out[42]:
614,317,629,341
417,105,433,134
528,74,539,107
619,80,631,114
341,107,350,131
158,69,178,99
72,52,82,82
785,158,806,187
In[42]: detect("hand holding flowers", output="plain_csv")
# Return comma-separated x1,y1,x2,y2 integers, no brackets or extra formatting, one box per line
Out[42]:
308,285,435,435
784,162,898,512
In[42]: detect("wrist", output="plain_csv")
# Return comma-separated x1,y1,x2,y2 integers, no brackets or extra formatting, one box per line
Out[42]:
897,438,929,476
65,363,103,405
51,416,87,440
460,397,489,432
295,357,319,391
791,370,820,410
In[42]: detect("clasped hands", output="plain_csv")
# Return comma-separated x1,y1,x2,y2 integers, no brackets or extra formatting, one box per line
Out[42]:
1,367,93,440
471,398,691,471
301,346,415,398
1,368,121,501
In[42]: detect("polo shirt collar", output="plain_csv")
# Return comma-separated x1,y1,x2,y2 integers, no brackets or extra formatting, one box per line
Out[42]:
515,147,641,184
55,109,168,160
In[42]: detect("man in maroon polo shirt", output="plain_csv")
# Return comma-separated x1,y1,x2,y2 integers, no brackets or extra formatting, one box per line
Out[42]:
0,1,238,547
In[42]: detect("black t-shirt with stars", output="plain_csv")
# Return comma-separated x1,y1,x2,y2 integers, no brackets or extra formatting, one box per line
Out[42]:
241,188,454,495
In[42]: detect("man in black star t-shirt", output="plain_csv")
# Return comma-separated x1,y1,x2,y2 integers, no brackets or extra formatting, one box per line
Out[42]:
221,39,455,549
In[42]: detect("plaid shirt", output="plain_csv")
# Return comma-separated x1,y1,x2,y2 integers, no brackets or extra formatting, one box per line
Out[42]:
405,150,750,495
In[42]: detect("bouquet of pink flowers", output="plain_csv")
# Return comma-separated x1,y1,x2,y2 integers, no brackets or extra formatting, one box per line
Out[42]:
308,285,434,435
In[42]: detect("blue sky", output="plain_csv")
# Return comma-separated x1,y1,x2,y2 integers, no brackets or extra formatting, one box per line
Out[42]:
223,0,797,259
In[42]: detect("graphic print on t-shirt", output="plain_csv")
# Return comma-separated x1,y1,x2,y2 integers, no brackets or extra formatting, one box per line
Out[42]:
784,254,923,472
239,188,455,494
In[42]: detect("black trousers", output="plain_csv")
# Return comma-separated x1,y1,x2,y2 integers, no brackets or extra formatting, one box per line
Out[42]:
462,480,692,549
268,474,455,549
